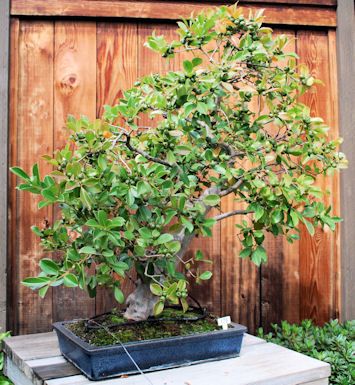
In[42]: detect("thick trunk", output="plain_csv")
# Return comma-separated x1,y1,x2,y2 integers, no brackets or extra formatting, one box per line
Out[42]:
123,279,158,321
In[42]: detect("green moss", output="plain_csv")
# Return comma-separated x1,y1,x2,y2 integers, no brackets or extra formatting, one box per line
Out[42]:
67,308,219,346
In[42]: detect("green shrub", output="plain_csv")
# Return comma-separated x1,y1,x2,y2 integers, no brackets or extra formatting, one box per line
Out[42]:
258,319,355,385
0,331,12,385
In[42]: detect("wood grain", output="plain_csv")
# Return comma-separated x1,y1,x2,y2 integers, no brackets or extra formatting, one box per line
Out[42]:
16,20,54,334
261,30,299,329
337,0,355,322
220,195,260,334
8,17,20,334
327,29,340,320
297,30,335,324
52,21,97,323
0,0,9,331
3,331,331,385
10,1,337,27
95,22,138,314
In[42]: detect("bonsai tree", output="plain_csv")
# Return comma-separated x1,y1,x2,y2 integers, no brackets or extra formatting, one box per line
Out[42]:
12,4,346,321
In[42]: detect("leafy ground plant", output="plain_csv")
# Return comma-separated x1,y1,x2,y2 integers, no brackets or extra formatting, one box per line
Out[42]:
258,320,355,385
11,3,346,321
0,331,12,385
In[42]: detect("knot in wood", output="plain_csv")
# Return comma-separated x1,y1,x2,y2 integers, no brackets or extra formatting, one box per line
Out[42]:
57,73,79,96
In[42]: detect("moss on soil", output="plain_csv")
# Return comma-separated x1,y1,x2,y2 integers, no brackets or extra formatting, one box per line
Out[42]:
67,308,220,346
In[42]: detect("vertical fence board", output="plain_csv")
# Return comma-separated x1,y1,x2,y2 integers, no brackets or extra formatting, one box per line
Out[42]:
96,22,138,314
52,21,97,322
297,30,335,324
261,30,298,329
327,30,340,320
8,18,20,334
17,21,54,333
220,197,260,333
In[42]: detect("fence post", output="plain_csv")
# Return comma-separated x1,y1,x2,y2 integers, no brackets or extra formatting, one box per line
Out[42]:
337,0,355,321
0,0,10,331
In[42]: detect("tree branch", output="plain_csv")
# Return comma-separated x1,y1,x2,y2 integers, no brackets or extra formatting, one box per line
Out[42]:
218,178,244,197
125,136,174,168
213,209,253,222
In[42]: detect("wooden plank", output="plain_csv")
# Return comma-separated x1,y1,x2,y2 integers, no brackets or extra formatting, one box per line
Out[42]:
95,22,138,314
32,362,80,381
10,1,337,27
220,49,263,332
7,17,20,334
220,195,260,334
337,0,355,321
327,29,340,321
16,20,54,334
44,342,330,385
0,0,9,332
52,21,97,323
4,357,36,385
261,30,298,330
3,332,60,363
297,30,336,324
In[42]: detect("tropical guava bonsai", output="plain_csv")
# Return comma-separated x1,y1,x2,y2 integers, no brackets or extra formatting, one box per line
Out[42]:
11,4,346,322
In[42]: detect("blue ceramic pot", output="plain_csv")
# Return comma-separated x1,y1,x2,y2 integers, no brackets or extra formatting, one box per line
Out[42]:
53,320,247,380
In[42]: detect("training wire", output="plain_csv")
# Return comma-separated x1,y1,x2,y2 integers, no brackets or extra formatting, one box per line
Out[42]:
89,319,155,385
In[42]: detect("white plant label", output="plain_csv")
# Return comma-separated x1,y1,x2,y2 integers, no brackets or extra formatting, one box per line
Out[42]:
217,316,231,330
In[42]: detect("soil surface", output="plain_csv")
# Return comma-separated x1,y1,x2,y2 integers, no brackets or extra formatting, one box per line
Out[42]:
67,307,220,346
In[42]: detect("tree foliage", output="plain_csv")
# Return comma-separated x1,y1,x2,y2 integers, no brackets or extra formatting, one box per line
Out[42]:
11,4,346,317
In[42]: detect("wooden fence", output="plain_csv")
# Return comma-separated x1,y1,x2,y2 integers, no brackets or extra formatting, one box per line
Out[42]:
7,0,340,334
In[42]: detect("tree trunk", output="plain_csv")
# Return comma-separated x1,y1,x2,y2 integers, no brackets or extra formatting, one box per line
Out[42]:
123,279,158,321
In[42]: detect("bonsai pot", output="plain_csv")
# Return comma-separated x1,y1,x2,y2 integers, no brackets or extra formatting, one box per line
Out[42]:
53,320,247,380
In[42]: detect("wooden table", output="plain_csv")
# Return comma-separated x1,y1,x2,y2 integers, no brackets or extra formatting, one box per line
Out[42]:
3,332,330,385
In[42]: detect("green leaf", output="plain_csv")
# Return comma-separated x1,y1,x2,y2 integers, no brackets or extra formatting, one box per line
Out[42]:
290,210,299,227
153,301,165,316
166,240,181,253
156,233,174,244
22,277,50,289
150,283,163,296
32,163,40,181
183,60,193,73
80,187,93,209
63,274,79,288
181,216,194,233
108,217,125,228
240,247,252,259
114,286,125,304
303,219,315,236
195,250,204,261
31,225,42,236
271,209,283,224
180,297,189,312
192,57,203,67
97,210,108,226
39,259,59,275
254,206,265,222
199,271,212,280
203,194,220,206
10,166,30,181
137,180,151,196
79,246,96,254
38,285,49,298
251,246,267,266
